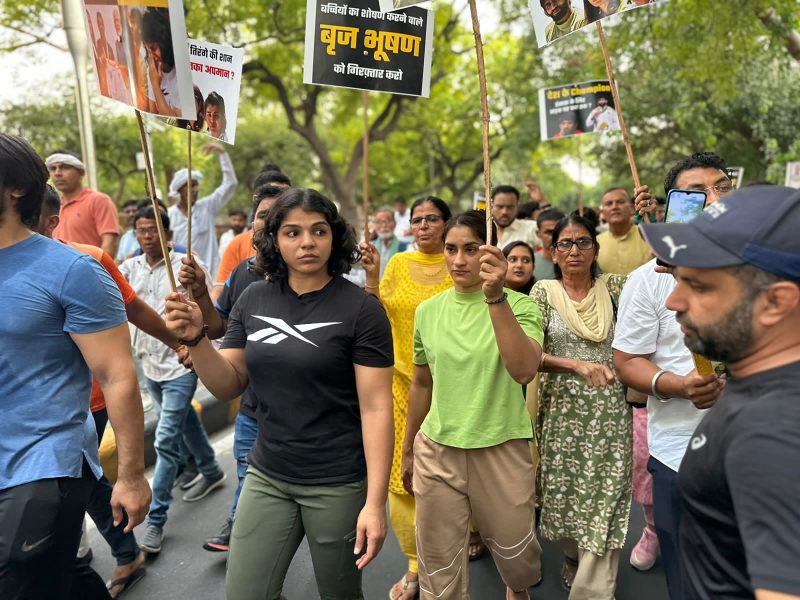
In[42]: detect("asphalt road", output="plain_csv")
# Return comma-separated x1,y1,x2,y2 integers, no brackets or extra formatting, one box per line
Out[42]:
86,427,669,600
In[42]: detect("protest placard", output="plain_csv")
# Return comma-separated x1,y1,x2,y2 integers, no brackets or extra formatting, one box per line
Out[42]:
303,0,434,97
81,0,195,119
377,0,430,12
786,162,800,189
726,166,744,190
157,39,244,144
539,80,619,141
528,0,662,48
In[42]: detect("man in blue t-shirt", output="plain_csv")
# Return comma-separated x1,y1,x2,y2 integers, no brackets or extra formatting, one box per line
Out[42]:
0,134,151,599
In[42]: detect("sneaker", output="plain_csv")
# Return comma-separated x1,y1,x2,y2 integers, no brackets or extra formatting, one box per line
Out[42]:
182,473,226,503
139,524,165,555
174,469,202,490
630,526,659,571
203,518,233,552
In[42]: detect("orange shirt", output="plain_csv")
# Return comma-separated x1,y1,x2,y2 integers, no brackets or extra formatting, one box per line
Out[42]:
53,187,120,247
215,229,256,284
66,241,135,413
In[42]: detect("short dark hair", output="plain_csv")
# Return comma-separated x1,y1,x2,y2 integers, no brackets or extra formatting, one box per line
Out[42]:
136,198,169,213
551,215,601,280
253,170,291,190
664,152,728,195
410,196,452,222
255,188,359,280
537,208,565,228
228,208,247,218
502,240,535,260
250,184,284,219
573,207,600,232
444,209,498,246
601,187,631,202
122,199,140,209
42,185,61,218
393,196,407,205
133,205,170,231
0,134,48,227
517,201,540,219
260,161,282,173
140,8,174,68
491,185,520,201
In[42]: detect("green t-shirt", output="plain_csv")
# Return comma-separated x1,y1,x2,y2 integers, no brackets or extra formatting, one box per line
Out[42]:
413,288,544,449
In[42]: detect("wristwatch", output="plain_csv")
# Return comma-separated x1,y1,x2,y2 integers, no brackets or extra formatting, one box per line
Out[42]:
179,324,208,347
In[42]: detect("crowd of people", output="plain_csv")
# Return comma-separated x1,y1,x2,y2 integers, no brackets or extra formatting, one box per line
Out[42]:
0,132,798,600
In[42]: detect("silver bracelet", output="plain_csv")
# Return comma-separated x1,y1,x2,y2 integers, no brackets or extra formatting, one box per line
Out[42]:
651,369,671,402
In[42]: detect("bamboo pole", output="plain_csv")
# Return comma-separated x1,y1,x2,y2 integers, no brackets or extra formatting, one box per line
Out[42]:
186,129,193,257
362,91,370,243
467,0,493,245
134,110,177,293
577,135,584,216
596,21,640,189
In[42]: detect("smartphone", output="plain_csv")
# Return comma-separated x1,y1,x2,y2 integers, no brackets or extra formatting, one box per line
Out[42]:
656,190,708,267
664,189,707,224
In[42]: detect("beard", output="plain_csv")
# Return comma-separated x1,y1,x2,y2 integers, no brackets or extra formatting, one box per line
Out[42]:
377,230,395,241
676,294,756,363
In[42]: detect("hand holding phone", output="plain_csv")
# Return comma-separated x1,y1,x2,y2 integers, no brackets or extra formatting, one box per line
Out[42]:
656,189,708,267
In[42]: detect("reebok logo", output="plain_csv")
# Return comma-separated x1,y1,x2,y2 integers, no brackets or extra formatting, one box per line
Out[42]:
662,235,688,259
247,316,341,347
690,434,707,451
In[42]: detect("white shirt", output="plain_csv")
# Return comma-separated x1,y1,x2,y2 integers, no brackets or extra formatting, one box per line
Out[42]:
586,106,620,132
147,65,180,113
119,251,212,382
498,218,540,250
218,228,237,257
612,258,706,472
394,209,412,244
168,151,237,277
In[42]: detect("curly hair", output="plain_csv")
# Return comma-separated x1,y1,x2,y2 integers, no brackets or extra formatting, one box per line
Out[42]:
664,152,728,195
255,188,359,280
140,8,174,69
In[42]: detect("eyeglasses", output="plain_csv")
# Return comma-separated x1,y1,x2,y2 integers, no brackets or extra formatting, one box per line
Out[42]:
135,227,160,236
410,215,443,227
554,238,594,253
702,182,734,196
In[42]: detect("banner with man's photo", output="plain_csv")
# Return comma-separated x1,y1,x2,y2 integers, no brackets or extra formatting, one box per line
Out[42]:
303,0,434,97
158,39,244,144
539,79,620,141
529,0,663,48
81,0,195,119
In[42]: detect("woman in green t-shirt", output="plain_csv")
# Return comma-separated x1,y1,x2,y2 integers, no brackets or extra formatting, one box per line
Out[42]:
401,210,544,600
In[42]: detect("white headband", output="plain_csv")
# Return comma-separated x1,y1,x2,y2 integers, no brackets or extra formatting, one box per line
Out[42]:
45,153,86,172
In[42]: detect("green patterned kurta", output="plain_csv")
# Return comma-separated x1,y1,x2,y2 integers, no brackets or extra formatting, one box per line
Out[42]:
530,275,632,556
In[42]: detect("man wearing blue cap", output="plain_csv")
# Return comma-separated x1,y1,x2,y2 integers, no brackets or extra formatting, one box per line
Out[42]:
641,185,800,600
168,141,237,277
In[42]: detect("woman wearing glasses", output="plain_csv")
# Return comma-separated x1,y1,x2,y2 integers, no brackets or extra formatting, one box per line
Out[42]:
361,196,453,600
529,215,631,600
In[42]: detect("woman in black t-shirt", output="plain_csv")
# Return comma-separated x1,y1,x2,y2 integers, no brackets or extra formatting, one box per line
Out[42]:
165,188,394,599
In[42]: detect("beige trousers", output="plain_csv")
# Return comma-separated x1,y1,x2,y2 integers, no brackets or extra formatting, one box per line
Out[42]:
413,432,542,599
559,539,621,600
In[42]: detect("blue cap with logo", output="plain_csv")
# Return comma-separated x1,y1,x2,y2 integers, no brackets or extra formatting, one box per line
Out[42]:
641,185,800,282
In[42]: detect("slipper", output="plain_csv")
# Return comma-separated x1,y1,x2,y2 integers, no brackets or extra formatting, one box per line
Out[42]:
561,556,578,591
389,574,419,600
468,532,486,561
106,566,146,598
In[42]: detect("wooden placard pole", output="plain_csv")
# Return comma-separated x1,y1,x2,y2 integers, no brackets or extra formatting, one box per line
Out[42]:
362,91,370,243
134,110,177,293
596,21,640,190
577,135,584,216
186,129,193,258
467,0,493,245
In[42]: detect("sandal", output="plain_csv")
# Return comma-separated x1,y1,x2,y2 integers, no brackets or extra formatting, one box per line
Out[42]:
389,574,419,600
106,566,146,598
561,556,578,591
468,532,486,561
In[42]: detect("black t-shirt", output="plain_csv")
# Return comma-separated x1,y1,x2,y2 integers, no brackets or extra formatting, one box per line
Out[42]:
677,361,800,599
222,276,393,485
215,258,263,418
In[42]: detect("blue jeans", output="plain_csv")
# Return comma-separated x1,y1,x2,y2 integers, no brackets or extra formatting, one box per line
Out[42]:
146,373,223,528
230,411,258,520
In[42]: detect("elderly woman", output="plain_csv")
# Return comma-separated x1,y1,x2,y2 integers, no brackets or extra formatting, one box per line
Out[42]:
530,214,631,600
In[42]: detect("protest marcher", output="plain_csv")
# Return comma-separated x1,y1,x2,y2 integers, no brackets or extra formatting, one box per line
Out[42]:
46,150,121,256
541,0,587,43
533,208,565,281
164,188,394,598
492,185,540,249
639,185,800,600
212,171,290,301
614,152,734,600
503,241,537,296
117,199,142,262
401,210,543,600
360,196,453,600
585,97,620,132
530,215,631,600
517,201,541,221
39,187,185,597
0,133,150,599
596,187,652,275
371,207,409,280
177,184,283,553
394,196,413,244
218,208,247,257
167,141,237,277
120,206,225,556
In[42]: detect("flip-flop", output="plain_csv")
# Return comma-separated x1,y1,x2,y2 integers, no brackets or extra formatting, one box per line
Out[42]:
106,566,146,598
389,574,419,600
468,532,486,561
561,556,578,591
